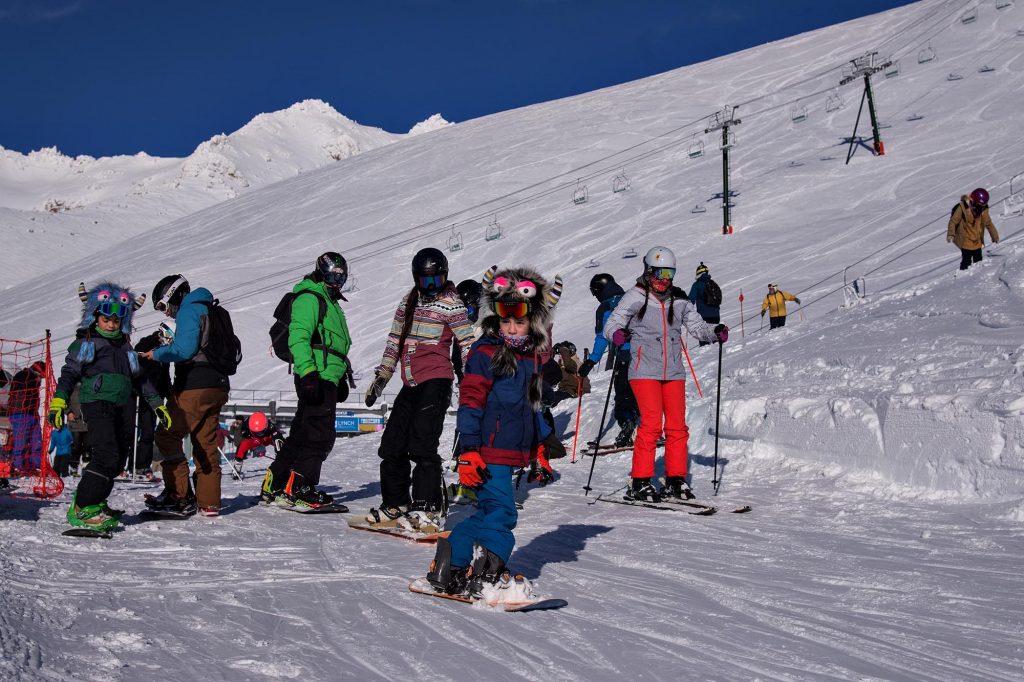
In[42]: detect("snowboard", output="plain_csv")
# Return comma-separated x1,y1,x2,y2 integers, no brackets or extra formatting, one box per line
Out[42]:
115,473,162,485
62,527,113,539
408,577,567,612
273,502,350,514
139,508,196,520
347,519,449,543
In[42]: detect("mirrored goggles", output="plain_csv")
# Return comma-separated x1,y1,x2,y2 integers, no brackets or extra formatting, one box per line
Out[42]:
417,274,446,291
649,267,676,281
97,300,129,318
494,300,530,319
323,269,347,288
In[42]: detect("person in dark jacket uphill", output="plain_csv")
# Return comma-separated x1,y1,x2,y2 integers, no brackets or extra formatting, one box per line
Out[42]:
425,265,557,602
140,275,233,517
604,247,729,502
49,281,168,533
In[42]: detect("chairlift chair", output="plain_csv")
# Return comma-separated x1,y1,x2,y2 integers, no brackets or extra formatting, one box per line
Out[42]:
947,72,964,81
485,215,502,242
978,65,995,73
572,180,588,206
917,44,936,64
583,258,600,269
906,113,924,122
996,0,1013,9
688,139,705,159
720,131,736,150
788,161,804,168
446,225,463,253
612,170,631,193
691,204,707,214
884,60,901,78
790,105,808,123
961,8,977,23
622,248,638,259
825,90,844,113
342,276,358,293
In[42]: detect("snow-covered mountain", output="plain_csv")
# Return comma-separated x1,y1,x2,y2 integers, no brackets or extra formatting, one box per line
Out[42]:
0,100,447,286
2,1,1024,680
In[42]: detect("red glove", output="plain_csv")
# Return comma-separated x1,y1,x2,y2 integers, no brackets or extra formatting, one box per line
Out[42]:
458,451,490,488
527,447,554,486
612,329,630,346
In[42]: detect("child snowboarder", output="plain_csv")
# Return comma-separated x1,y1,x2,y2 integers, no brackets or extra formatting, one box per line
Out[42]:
48,423,73,477
603,247,728,502
232,411,284,478
49,282,170,533
425,265,557,601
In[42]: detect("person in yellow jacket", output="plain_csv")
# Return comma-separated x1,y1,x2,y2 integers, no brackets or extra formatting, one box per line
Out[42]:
947,188,999,271
761,283,800,330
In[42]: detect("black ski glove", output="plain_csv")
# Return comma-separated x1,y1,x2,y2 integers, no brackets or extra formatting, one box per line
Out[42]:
578,359,596,378
297,371,322,403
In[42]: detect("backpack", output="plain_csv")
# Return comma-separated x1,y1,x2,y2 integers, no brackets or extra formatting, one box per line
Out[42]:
198,300,242,376
702,279,723,307
269,291,357,387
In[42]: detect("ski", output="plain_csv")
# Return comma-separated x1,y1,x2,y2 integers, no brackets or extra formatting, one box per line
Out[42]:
408,578,567,612
62,527,113,539
594,494,718,515
347,520,450,543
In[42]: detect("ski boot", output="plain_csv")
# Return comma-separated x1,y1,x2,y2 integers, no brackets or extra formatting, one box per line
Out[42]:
613,422,636,448
145,487,197,516
66,492,120,533
100,499,125,519
624,477,661,502
466,544,508,598
259,469,283,504
426,537,470,594
281,471,341,510
661,475,696,500
365,504,409,527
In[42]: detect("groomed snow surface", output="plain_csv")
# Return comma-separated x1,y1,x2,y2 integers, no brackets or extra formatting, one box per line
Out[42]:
2,0,1024,679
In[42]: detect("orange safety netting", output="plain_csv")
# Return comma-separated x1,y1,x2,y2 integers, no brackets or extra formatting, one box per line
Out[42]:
0,332,63,498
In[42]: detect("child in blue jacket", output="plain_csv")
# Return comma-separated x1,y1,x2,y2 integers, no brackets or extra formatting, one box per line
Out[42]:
425,266,558,602
48,424,73,477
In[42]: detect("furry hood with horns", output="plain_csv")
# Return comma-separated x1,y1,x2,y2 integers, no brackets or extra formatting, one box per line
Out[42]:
77,281,146,333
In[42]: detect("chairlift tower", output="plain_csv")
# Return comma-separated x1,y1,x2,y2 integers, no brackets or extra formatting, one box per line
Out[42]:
840,51,890,163
705,105,742,235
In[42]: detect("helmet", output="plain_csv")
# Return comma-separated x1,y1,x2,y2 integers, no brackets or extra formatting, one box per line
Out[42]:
456,279,482,322
316,252,348,294
152,275,190,313
695,262,709,278
589,273,615,298
643,246,676,274
412,247,448,294
553,340,577,356
248,411,269,435
969,188,989,207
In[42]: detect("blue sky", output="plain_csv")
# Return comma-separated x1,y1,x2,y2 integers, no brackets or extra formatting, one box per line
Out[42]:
0,0,916,158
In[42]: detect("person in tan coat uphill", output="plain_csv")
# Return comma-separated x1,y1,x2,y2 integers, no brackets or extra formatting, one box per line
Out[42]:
761,283,800,330
947,187,999,271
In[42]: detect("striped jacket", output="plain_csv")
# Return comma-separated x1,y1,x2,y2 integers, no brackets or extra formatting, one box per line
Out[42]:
374,282,475,386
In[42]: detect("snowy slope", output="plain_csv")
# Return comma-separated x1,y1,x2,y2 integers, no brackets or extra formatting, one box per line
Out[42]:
0,100,448,287
2,1,1024,680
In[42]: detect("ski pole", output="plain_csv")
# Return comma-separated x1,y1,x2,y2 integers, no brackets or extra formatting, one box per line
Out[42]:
712,340,724,494
681,339,702,398
571,377,584,463
583,350,620,496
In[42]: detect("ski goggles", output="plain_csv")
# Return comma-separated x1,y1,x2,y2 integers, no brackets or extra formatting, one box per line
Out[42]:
494,299,531,319
417,274,446,291
154,276,187,312
322,269,347,288
649,267,675,281
96,300,129,318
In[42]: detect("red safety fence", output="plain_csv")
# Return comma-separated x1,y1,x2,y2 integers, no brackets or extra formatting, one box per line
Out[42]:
0,331,63,498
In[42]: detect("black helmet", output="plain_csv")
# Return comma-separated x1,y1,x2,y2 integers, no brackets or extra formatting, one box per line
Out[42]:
553,340,577,356
152,274,190,313
412,247,448,294
589,273,615,298
315,252,348,294
456,279,482,322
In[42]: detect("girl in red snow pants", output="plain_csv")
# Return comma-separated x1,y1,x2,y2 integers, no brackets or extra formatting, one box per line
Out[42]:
629,379,688,479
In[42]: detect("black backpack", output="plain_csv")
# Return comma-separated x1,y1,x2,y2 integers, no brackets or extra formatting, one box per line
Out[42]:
702,279,723,307
270,291,357,387
198,300,242,376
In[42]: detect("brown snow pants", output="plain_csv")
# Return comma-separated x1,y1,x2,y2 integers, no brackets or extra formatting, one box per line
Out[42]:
154,387,229,509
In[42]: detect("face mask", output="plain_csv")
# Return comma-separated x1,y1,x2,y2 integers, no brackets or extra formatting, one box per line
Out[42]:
499,331,532,351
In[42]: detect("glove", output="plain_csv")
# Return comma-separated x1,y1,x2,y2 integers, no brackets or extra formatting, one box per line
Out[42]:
297,371,322,403
527,447,555,486
48,396,67,429
578,358,596,378
336,378,350,403
364,372,388,407
947,235,954,243
457,451,491,488
154,405,172,431
761,310,766,318
714,324,729,344
611,329,631,346
794,298,802,305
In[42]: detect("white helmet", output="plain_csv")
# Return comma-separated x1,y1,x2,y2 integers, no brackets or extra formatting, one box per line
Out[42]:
643,246,676,272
